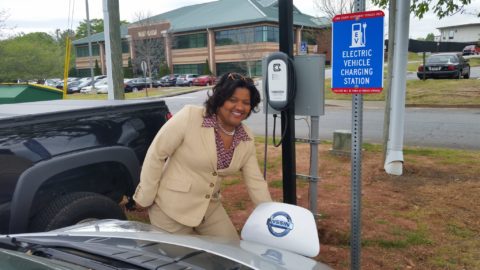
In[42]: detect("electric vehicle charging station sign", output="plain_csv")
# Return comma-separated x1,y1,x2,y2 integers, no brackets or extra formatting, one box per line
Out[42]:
331,10,385,94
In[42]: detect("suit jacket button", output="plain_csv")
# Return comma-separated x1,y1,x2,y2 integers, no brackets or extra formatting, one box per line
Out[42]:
212,172,217,176
209,183,214,188
205,194,211,199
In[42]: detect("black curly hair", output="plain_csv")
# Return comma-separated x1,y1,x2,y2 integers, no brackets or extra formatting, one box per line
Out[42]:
204,73,261,118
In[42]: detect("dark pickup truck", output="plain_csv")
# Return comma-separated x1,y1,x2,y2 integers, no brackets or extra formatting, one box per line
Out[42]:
0,99,170,234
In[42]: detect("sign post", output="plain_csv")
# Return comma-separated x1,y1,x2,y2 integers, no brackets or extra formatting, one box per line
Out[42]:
332,9,384,270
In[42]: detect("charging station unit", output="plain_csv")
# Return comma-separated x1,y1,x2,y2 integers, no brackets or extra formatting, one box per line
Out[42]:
263,53,326,216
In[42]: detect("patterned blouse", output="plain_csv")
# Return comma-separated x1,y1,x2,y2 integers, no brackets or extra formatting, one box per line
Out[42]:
202,115,251,169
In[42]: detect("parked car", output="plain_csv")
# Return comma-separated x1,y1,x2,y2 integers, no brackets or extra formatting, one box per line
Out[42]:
124,78,146,92
0,203,331,269
81,78,108,93
462,45,480,55
159,74,180,87
417,53,470,80
193,74,216,86
176,74,198,86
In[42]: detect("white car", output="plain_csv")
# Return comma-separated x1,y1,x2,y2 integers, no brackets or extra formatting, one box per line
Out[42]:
80,78,109,94
0,203,331,270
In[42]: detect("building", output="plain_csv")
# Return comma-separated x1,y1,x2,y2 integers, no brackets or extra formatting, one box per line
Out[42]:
72,0,331,77
437,23,480,43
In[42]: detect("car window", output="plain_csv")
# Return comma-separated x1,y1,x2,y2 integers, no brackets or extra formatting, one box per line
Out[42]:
427,55,458,64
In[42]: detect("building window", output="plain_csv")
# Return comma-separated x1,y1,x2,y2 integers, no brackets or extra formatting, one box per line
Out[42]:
448,30,454,40
76,68,91,77
216,61,262,77
173,33,207,49
122,41,130,54
75,44,100,57
173,63,206,74
215,26,279,46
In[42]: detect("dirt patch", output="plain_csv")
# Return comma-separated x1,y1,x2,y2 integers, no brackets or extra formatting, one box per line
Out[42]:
126,143,480,269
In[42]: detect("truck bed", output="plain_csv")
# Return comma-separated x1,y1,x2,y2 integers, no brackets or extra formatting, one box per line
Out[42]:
0,99,167,127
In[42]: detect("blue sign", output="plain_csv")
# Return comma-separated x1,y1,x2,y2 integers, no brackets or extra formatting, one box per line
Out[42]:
331,11,385,94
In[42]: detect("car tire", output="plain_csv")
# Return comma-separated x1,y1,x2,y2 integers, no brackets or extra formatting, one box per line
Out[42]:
30,192,126,232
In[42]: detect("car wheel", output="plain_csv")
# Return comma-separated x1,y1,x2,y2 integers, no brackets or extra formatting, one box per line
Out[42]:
463,69,470,79
30,192,126,232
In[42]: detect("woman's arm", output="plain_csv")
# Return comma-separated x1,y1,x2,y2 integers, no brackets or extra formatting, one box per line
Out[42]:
133,106,191,207
241,142,273,204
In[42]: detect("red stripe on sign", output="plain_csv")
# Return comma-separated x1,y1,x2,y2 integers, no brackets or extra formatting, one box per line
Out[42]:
333,10,385,22
332,88,383,94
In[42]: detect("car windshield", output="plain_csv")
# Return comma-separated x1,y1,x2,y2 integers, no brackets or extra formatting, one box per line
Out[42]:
427,55,458,64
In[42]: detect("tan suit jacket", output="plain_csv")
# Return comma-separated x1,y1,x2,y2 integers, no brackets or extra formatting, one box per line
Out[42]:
133,105,272,227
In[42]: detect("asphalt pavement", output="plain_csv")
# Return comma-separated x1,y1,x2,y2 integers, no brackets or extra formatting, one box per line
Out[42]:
162,89,480,150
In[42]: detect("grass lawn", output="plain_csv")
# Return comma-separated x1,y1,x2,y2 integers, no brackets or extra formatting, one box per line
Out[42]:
125,141,480,270
325,77,480,106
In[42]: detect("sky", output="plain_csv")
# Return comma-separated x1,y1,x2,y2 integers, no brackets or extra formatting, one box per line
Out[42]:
1,0,479,39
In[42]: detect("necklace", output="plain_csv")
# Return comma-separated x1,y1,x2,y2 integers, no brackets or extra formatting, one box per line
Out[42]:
217,122,235,136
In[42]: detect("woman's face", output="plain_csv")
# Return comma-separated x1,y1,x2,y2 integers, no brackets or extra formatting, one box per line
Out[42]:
216,87,251,129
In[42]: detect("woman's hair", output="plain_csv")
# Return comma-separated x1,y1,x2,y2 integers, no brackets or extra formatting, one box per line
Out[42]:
204,73,261,118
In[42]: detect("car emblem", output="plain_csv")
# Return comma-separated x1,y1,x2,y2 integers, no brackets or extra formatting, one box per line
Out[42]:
266,211,294,237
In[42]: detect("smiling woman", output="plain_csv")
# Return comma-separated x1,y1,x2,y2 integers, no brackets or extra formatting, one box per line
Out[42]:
133,72,272,240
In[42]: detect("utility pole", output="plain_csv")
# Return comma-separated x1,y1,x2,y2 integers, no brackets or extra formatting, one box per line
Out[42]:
382,0,396,164
85,0,96,94
384,0,411,175
103,0,124,100
278,0,296,205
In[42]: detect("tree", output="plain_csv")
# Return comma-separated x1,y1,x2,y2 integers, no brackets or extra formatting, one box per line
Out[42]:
0,9,9,38
124,57,134,78
425,33,435,41
0,32,64,82
313,0,355,19
371,0,478,19
75,18,129,39
234,27,261,77
203,59,212,75
159,61,170,77
131,12,167,87
94,59,102,76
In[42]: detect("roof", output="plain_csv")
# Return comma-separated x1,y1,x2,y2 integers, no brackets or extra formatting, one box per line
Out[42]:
73,0,330,45
73,24,129,45
437,22,480,30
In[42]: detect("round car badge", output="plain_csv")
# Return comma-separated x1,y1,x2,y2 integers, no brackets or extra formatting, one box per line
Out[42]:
266,211,294,237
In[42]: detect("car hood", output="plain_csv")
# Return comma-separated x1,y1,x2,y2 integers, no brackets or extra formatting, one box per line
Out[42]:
4,220,331,270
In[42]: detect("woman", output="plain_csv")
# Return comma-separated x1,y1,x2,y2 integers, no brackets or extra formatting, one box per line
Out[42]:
133,72,272,240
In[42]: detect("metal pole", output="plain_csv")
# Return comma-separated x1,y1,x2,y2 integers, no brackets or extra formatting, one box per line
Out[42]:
384,0,410,175
278,0,296,205
351,2,365,270
382,0,396,164
85,0,96,93
103,0,124,100
309,116,319,214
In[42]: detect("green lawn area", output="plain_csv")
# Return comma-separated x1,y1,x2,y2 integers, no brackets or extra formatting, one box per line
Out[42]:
325,78,480,106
